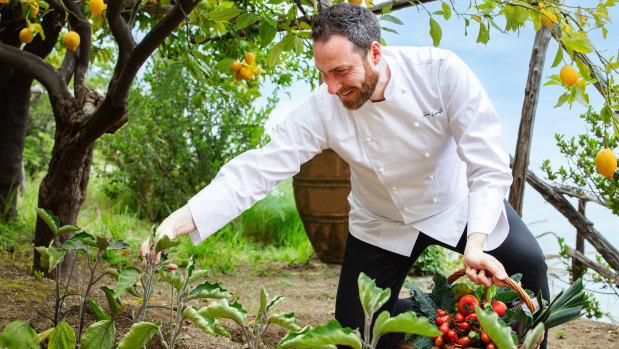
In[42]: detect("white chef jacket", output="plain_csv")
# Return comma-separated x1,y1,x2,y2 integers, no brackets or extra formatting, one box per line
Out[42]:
187,46,513,257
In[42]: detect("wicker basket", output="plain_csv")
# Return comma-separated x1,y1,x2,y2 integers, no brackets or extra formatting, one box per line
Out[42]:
438,268,543,349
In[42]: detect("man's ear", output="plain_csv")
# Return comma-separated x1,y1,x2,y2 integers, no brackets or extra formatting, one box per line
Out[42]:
368,41,382,65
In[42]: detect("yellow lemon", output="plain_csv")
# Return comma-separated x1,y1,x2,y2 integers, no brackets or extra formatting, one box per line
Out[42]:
560,64,578,86
540,9,557,28
19,28,34,44
348,0,362,4
234,71,243,81
239,66,253,81
230,61,242,73
90,0,105,15
63,31,80,51
244,52,255,65
0,0,9,3
595,148,617,178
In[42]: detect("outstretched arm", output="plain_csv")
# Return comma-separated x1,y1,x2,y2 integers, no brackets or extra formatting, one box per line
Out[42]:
139,204,196,260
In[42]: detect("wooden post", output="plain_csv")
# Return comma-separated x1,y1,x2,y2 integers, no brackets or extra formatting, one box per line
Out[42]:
572,199,587,281
509,26,552,215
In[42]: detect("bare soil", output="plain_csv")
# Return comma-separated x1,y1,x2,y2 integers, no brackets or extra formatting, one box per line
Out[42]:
0,249,616,349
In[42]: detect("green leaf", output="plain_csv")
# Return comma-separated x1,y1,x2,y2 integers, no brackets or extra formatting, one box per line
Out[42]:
155,235,181,253
161,269,185,290
372,311,441,341
80,320,115,349
554,93,569,108
406,282,437,319
563,33,595,53
196,300,247,326
114,267,141,298
117,321,161,349
57,225,81,235
522,322,545,349
58,231,96,251
259,20,277,47
431,274,453,311
476,21,490,44
551,44,563,68
441,2,451,20
429,17,442,47
268,312,301,332
187,270,210,284
575,57,591,80
101,286,123,317
48,321,75,349
96,236,110,250
381,14,403,25
88,297,111,321
411,335,433,349
476,305,517,349
236,13,259,29
36,242,66,273
31,23,45,40
278,320,362,349
358,272,391,318
206,8,244,22
183,307,231,337
0,320,39,349
36,208,59,235
381,27,399,34
107,240,130,251
214,58,236,73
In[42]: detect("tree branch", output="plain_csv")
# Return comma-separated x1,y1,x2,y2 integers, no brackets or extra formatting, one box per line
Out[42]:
123,0,174,15
566,246,619,287
0,43,65,98
107,0,135,67
62,0,92,97
555,184,606,206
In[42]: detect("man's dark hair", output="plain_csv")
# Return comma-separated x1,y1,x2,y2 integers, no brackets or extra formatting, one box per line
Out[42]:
311,3,381,56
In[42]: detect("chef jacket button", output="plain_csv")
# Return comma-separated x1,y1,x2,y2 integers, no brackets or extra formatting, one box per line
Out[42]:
424,152,430,158
404,206,410,212
432,197,438,203
365,137,372,142
429,175,435,180
413,122,420,127
391,186,397,192
378,168,385,174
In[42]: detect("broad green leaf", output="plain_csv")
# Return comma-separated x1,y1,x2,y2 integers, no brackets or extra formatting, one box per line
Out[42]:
269,35,290,67
575,57,591,80
58,231,96,251
0,320,39,349
101,286,123,317
381,14,403,25
215,58,236,73
160,269,185,291
88,297,111,321
431,274,453,311
36,242,66,273
477,21,490,44
117,321,161,349
268,312,301,332
36,208,59,234
196,300,247,326
522,322,545,349
48,321,75,349
36,328,54,343
188,270,210,284
206,8,243,22
543,306,584,328
155,235,181,253
183,307,231,337
429,17,442,47
104,268,138,297
96,236,110,250
31,23,45,40
80,320,115,349
236,13,259,29
554,93,569,108
551,44,563,68
114,267,141,298
441,2,451,20
372,311,440,341
185,256,196,282
358,273,390,318
573,84,588,106
107,240,130,251
259,20,277,47
476,306,517,349
381,27,399,34
381,4,392,14
255,286,269,329
278,320,362,349
57,225,81,235
563,33,594,53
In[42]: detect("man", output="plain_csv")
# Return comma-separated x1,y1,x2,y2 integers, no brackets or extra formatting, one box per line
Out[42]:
141,4,549,349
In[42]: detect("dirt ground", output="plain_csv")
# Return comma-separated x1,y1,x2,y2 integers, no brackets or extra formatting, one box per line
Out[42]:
0,249,616,349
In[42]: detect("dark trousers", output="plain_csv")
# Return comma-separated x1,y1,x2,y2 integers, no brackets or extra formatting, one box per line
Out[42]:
335,201,549,349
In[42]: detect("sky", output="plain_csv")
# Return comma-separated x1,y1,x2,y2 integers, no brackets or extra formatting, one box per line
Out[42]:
257,2,619,321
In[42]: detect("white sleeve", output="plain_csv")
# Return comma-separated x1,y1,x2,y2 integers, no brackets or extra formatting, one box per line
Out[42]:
187,98,328,245
441,52,513,238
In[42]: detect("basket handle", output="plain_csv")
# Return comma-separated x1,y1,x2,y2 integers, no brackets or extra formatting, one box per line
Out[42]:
447,268,537,313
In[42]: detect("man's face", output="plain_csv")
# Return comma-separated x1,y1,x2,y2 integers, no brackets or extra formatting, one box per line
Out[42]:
313,35,379,110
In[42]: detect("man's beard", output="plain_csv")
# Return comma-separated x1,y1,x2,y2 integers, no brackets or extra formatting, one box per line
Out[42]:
337,60,379,110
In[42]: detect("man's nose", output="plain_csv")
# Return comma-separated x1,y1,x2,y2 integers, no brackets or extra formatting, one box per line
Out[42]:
324,75,341,95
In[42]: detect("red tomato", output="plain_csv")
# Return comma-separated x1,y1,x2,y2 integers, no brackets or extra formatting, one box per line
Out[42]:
464,313,478,321
481,331,491,343
447,330,456,340
458,295,480,316
436,309,447,316
454,312,464,322
492,301,507,317
435,336,444,347
459,322,470,330
487,343,496,349
459,337,472,346
440,322,449,334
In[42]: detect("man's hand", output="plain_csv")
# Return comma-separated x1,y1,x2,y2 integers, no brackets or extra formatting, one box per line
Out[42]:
463,233,508,288
139,204,197,265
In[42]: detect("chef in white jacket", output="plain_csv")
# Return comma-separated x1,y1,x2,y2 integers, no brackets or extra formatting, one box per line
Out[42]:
141,4,549,349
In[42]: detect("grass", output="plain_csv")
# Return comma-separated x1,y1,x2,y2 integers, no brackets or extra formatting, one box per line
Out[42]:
1,170,314,273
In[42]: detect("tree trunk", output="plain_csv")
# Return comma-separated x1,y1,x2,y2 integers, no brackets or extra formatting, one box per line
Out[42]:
509,26,552,215
571,199,586,282
0,68,32,222
32,93,99,275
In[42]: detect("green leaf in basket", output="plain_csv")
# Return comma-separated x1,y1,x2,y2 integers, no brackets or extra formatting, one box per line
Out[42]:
522,322,545,349
406,282,437,320
431,274,453,311
476,305,517,349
